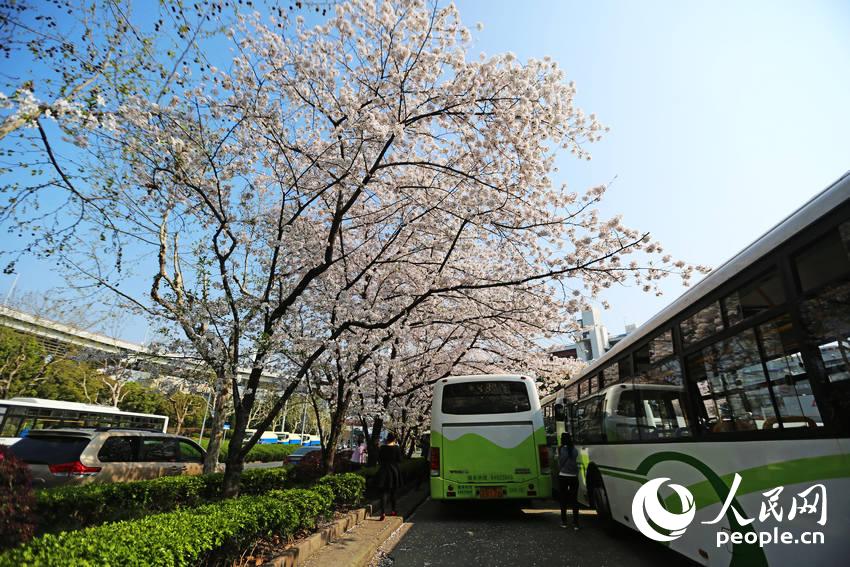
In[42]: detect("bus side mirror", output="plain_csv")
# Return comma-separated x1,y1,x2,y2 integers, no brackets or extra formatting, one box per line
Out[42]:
554,403,565,421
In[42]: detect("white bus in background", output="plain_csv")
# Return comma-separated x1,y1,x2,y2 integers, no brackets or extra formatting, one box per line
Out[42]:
0,397,169,445
542,171,850,566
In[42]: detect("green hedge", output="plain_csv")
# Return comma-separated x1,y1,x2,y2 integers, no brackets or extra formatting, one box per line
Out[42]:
3,473,364,567
315,473,366,509
35,467,290,532
242,443,298,462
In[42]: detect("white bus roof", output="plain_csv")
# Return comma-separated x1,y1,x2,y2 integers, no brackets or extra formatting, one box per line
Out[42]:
0,397,166,420
572,170,850,384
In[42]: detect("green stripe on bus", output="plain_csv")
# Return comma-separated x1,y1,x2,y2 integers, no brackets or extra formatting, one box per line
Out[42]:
673,454,850,510
599,468,646,483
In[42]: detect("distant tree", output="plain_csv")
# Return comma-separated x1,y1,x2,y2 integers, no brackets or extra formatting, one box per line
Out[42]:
24,359,102,403
0,328,49,399
166,390,205,435
118,382,170,416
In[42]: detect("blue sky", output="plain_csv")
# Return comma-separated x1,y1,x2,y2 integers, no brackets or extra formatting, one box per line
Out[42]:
2,0,850,343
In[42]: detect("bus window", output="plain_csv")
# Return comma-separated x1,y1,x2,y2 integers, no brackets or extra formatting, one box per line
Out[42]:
565,384,579,403
649,330,675,363
680,302,724,346
618,357,632,382
759,316,823,429
795,223,850,430
610,389,640,442
793,224,850,293
602,365,618,388
686,329,777,434
724,269,785,326
441,381,531,415
636,388,692,440
818,337,850,384
574,396,605,444
637,358,684,387
634,344,651,376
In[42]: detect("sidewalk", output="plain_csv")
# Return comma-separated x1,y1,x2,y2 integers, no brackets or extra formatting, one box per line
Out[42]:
300,483,429,567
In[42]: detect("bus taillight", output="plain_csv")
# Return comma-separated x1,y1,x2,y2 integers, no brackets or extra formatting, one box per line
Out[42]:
430,447,440,476
538,445,550,473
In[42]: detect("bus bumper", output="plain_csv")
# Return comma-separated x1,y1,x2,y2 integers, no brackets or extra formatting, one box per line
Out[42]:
430,476,551,500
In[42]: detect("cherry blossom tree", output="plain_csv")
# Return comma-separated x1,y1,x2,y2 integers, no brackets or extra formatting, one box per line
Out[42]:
0,0,705,496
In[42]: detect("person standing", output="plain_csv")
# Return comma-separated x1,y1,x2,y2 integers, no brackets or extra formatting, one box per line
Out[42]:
351,436,366,467
558,432,580,530
377,432,403,521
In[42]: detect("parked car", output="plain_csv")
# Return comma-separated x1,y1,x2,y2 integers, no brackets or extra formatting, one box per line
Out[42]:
282,445,321,465
9,429,214,487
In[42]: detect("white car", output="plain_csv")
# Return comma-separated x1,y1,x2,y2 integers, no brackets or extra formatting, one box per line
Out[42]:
10,429,215,487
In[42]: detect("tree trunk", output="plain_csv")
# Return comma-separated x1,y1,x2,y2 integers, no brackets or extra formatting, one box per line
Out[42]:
321,394,350,474
203,373,231,474
367,416,383,467
222,451,244,499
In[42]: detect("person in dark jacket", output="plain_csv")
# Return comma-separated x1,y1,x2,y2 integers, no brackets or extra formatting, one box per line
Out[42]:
378,432,403,520
558,432,580,530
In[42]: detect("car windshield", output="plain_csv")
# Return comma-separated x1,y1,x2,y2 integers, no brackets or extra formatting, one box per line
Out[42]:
9,436,90,464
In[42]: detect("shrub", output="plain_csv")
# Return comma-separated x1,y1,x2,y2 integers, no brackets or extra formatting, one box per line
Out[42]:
35,467,291,532
0,447,35,550
2,475,363,566
1,487,335,567
315,473,366,509
238,467,290,496
244,443,297,463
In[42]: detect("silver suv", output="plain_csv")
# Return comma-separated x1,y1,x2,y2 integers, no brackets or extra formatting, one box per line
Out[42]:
9,429,212,487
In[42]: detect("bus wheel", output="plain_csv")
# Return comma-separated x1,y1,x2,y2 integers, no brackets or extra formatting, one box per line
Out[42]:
592,478,613,526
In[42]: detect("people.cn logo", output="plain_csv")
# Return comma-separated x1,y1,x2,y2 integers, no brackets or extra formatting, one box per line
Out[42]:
632,477,696,542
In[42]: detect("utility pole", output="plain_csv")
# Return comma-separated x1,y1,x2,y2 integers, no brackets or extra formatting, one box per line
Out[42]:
280,399,289,433
198,390,214,445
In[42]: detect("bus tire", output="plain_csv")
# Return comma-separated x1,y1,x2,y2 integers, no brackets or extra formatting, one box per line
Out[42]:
591,475,614,528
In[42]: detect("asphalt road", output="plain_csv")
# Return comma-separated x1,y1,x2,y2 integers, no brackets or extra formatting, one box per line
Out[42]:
382,498,696,567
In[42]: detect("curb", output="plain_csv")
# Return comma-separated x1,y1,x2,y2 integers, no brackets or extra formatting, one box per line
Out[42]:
267,483,430,567
269,507,369,567
345,516,405,567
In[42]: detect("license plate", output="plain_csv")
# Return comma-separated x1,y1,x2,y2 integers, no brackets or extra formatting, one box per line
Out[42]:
479,487,504,499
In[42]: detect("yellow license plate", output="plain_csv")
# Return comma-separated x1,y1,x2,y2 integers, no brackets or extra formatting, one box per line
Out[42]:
479,487,504,499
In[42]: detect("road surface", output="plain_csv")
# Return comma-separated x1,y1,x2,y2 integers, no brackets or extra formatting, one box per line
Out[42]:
380,498,696,567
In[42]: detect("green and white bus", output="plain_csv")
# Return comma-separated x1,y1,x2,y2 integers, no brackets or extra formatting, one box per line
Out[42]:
430,374,552,500
543,171,850,566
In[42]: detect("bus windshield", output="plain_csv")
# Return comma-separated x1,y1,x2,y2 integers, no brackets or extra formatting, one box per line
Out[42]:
441,381,531,415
